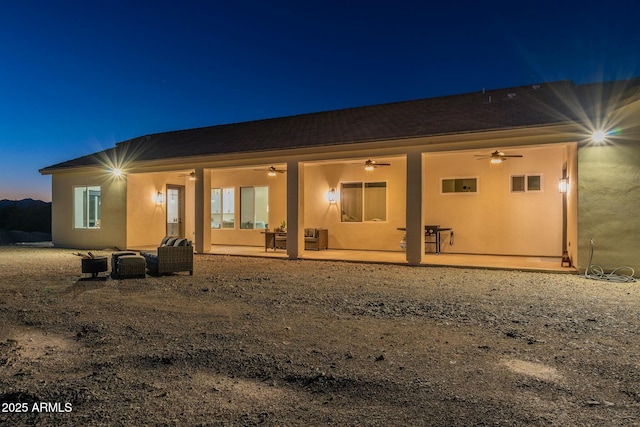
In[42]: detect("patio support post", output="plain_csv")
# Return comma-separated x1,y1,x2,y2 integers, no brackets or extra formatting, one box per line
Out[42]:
194,167,211,254
406,150,424,265
286,160,304,259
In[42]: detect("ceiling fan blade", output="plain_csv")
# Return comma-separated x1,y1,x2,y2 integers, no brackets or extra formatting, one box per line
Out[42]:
254,166,286,172
502,155,523,158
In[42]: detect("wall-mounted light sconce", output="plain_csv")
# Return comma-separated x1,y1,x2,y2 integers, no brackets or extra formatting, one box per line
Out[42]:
155,191,165,205
326,188,338,204
558,177,569,193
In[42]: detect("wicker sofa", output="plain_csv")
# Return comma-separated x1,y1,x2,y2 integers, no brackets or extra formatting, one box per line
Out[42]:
141,236,194,276
304,228,328,250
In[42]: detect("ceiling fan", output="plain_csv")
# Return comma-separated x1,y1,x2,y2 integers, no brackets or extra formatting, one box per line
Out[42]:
475,150,523,163
355,159,391,171
178,171,197,180
253,166,286,176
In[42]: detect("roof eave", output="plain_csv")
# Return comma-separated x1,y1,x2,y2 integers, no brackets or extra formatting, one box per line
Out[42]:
40,121,581,175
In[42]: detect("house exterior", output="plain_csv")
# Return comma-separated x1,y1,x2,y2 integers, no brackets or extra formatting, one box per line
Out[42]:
40,79,640,275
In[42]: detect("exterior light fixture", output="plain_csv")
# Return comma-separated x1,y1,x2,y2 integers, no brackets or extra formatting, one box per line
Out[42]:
558,177,569,193
326,188,338,204
155,191,165,205
592,130,606,143
112,168,123,177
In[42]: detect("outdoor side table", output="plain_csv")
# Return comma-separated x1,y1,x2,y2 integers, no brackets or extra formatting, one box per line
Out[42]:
81,256,108,278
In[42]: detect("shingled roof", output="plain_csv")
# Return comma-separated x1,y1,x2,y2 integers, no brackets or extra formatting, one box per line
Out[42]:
40,78,640,173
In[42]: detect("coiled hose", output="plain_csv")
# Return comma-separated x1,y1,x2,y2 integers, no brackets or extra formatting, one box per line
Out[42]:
584,238,636,283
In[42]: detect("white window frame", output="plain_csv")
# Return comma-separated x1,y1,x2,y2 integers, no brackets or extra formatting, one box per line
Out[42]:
73,185,101,229
240,186,269,229
510,174,543,193
211,187,235,229
340,181,387,223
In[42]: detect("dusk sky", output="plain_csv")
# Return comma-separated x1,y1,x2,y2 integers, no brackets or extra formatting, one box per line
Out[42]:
1,1,639,202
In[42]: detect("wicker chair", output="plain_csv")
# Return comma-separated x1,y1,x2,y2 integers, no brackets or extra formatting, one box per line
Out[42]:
304,228,328,250
141,237,193,275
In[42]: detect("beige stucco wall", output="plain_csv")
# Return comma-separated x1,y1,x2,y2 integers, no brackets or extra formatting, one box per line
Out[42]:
126,173,166,247
303,158,407,251
129,172,197,247
123,167,285,249
210,167,288,246
577,139,640,275
50,170,127,249
423,145,566,256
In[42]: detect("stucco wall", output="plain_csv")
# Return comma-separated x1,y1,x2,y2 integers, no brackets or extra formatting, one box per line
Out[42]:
125,172,197,248
423,145,566,256
304,159,407,251
577,140,640,275
210,168,287,246
51,170,127,249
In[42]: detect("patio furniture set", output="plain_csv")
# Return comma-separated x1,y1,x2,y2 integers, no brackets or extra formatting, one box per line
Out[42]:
80,236,194,279
398,225,453,254
262,228,328,252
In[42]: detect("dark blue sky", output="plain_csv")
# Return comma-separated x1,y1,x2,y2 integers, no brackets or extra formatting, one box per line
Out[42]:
1,0,639,201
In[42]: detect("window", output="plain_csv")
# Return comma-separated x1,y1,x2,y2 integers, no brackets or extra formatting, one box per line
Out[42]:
211,187,235,228
511,176,525,192
240,186,268,229
341,182,386,222
74,186,101,228
511,175,542,192
527,175,541,191
442,178,477,193
364,182,387,221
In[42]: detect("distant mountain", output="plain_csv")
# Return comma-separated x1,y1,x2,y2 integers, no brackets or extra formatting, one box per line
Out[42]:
0,198,50,209
0,198,51,233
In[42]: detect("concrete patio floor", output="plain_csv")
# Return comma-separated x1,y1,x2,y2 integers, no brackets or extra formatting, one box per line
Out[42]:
206,245,577,273
128,244,575,273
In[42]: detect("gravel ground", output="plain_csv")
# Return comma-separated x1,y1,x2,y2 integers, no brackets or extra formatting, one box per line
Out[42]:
1,246,639,426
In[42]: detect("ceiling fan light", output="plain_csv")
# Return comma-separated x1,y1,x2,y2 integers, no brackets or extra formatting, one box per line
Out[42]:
364,165,375,171
490,158,502,164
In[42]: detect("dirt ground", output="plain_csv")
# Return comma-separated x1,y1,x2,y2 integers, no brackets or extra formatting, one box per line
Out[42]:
1,246,639,426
